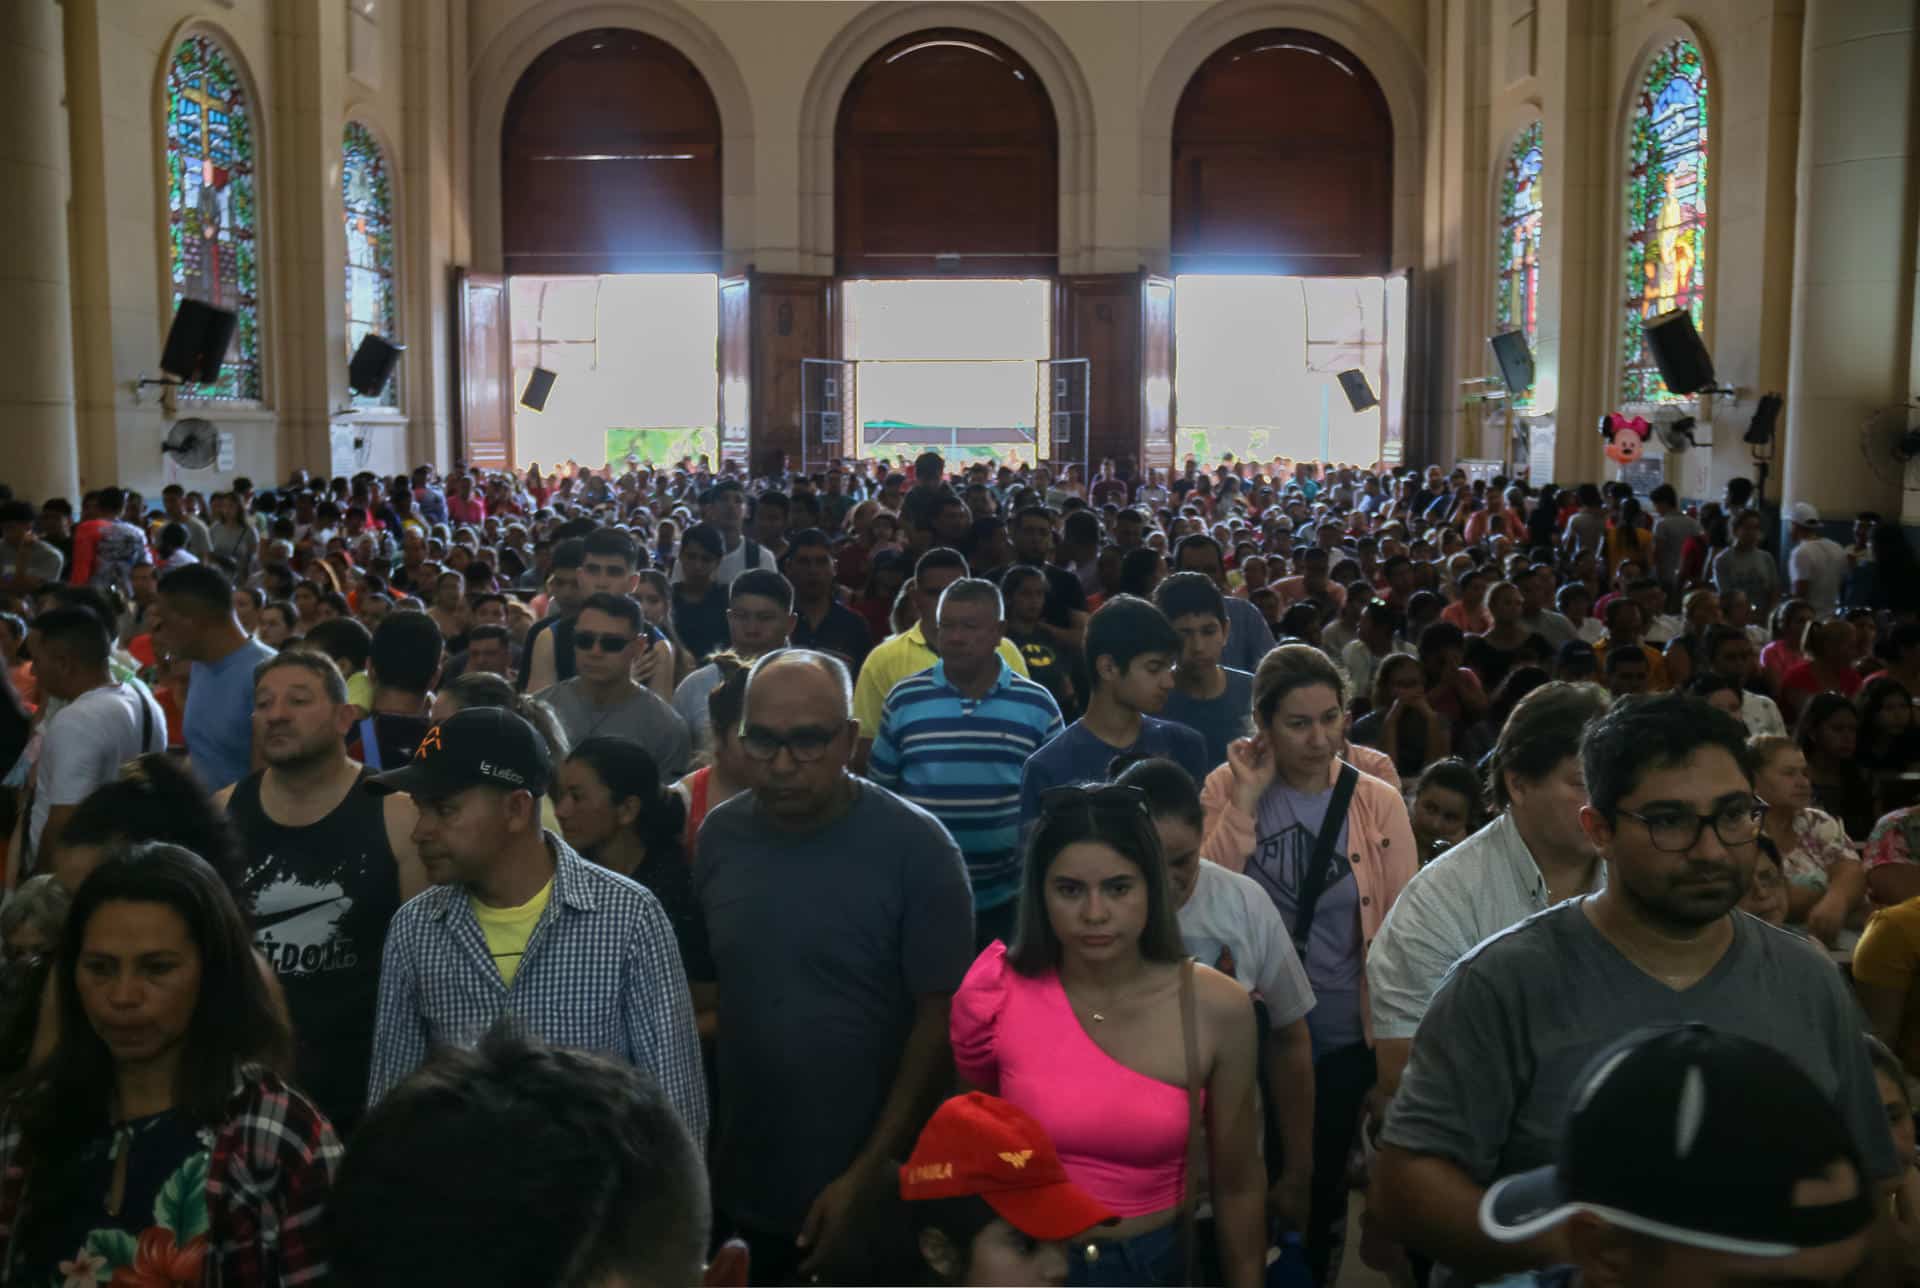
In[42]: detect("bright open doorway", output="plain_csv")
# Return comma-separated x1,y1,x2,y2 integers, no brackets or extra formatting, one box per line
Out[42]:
1173,274,1406,468
840,279,1053,466
509,274,719,470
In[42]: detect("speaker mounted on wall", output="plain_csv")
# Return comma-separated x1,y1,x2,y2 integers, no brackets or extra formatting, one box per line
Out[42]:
159,299,239,386
1641,309,1729,397
348,334,406,398
520,367,557,412
1488,330,1535,398
1337,369,1378,414
1745,393,1784,446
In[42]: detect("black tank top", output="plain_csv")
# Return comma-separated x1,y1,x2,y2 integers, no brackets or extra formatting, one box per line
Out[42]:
229,767,400,1133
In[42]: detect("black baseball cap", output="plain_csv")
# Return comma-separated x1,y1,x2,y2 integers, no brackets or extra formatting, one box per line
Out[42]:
364,707,553,801
1480,1025,1874,1258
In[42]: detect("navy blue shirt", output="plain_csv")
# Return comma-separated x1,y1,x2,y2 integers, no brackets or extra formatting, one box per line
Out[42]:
1018,716,1210,823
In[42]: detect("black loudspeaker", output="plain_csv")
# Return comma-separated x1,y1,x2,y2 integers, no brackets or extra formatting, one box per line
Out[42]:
1745,392,1784,446
349,333,405,397
520,367,557,412
1488,329,1535,397
1642,309,1716,395
1337,369,1378,413
159,299,238,385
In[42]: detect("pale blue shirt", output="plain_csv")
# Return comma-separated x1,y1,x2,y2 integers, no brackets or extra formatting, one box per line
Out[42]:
185,637,276,791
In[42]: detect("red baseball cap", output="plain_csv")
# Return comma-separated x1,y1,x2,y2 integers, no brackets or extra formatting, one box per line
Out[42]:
900,1093,1117,1241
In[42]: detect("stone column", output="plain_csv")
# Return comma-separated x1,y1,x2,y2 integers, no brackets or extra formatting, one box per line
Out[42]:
1782,0,1918,521
0,0,81,504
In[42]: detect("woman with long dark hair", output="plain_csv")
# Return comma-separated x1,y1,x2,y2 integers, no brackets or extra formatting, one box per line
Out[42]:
555,737,711,996
950,787,1266,1286
0,843,339,1284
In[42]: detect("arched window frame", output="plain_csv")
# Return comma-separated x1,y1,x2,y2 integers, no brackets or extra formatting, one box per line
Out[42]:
161,27,264,403
1493,119,1544,408
343,118,400,410
1619,35,1710,406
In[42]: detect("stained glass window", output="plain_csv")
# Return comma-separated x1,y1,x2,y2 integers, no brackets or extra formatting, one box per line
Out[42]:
1620,38,1708,404
1494,121,1543,408
166,34,261,401
343,121,398,408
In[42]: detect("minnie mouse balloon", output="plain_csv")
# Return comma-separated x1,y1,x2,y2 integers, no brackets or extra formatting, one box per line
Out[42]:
1601,413,1652,466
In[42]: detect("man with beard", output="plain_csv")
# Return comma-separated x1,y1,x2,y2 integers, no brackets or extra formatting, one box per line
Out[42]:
1369,694,1899,1286
219,649,424,1134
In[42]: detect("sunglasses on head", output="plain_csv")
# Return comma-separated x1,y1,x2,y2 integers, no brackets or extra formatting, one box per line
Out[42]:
572,631,634,654
1039,783,1149,818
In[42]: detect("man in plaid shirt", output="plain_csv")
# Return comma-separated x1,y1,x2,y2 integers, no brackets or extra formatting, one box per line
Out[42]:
364,706,707,1146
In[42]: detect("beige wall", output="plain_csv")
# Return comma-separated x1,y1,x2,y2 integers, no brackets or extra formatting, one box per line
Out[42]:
59,0,461,501
48,0,1920,519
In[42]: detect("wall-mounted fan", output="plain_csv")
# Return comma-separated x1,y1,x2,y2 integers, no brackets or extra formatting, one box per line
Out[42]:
1651,405,1699,454
1859,403,1920,488
162,417,218,471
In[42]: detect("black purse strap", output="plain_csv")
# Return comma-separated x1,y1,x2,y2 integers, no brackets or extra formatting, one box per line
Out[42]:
1291,762,1361,959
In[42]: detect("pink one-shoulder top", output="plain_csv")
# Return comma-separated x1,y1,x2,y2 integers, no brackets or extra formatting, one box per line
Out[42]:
950,942,1200,1217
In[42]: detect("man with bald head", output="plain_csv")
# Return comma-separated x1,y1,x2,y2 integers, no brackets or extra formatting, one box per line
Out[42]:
694,648,975,1283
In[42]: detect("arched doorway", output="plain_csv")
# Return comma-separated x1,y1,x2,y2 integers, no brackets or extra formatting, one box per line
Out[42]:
495,28,724,467
833,30,1062,467
1169,30,1404,467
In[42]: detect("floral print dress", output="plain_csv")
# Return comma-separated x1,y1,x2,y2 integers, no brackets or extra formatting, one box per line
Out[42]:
11,1110,210,1288
1776,807,1859,894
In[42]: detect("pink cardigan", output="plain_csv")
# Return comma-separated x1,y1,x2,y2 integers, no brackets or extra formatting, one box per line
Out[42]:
1197,759,1417,1044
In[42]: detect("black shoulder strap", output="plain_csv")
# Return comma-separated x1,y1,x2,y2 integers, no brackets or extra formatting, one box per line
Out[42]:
744,537,763,568
126,682,156,753
1291,762,1361,959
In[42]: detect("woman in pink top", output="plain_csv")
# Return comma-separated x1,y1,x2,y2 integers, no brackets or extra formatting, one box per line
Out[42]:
1195,644,1416,1285
1761,598,1814,689
951,785,1267,1287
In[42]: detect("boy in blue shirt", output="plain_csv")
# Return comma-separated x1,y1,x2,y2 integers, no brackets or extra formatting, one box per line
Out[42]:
1156,572,1255,773
1019,594,1208,822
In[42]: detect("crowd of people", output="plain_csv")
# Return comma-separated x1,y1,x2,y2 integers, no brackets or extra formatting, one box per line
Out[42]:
0,447,1914,1285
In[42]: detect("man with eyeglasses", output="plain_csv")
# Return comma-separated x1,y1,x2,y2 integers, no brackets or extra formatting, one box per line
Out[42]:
694,649,973,1285
1370,693,1900,1286
537,592,691,776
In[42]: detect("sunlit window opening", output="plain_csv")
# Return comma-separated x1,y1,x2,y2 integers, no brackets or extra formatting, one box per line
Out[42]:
1174,275,1401,468
509,274,719,470
841,279,1052,466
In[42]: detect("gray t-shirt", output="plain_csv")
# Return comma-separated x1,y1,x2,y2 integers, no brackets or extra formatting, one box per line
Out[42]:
1383,899,1898,1226
695,780,975,1232
671,663,723,754
1713,545,1780,617
1651,511,1701,586
1246,778,1361,1059
537,678,691,776
1161,667,1254,773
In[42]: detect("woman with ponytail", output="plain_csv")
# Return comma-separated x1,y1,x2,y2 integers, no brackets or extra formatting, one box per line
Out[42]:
554,738,713,997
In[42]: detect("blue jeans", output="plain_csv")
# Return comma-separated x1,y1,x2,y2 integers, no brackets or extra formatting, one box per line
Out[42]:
1067,1223,1184,1287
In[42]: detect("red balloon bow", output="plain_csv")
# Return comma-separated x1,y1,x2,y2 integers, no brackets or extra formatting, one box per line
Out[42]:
1600,414,1651,466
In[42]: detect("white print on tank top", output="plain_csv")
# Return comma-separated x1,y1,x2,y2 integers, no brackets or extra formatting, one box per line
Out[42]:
251,873,360,975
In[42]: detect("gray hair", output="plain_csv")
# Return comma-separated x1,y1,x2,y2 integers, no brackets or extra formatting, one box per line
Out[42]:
745,648,853,720
1,875,69,946
937,577,1004,621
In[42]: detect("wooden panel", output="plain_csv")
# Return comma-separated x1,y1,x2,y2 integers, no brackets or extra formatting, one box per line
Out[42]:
836,29,1057,276
718,275,750,470
455,269,512,469
502,28,722,275
749,273,834,475
1172,30,1392,273
1054,275,1142,471
1142,276,1175,471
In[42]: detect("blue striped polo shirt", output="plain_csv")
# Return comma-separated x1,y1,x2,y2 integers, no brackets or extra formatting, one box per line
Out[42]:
867,659,1064,910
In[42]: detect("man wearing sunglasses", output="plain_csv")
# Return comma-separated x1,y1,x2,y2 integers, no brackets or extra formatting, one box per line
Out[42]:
1370,693,1900,1286
695,648,974,1284
537,592,691,777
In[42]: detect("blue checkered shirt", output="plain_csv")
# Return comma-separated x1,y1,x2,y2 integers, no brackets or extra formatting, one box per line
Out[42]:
367,832,708,1147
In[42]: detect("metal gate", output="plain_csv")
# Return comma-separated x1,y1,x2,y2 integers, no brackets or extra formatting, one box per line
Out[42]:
1036,357,1090,480
799,358,854,475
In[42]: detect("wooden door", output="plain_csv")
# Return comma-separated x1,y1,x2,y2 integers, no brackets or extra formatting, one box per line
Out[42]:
455,270,512,469
749,273,834,475
1053,275,1143,470
718,275,750,469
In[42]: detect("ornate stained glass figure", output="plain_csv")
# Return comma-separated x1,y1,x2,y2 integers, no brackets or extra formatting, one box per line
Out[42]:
1620,38,1708,404
166,34,260,400
343,121,398,407
1494,120,1543,408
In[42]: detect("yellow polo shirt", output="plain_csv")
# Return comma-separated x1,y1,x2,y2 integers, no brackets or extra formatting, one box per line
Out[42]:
853,624,1030,739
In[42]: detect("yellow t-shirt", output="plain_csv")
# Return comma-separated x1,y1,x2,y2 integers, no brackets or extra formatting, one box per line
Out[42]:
346,670,373,712
469,880,553,987
1854,900,1920,1075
